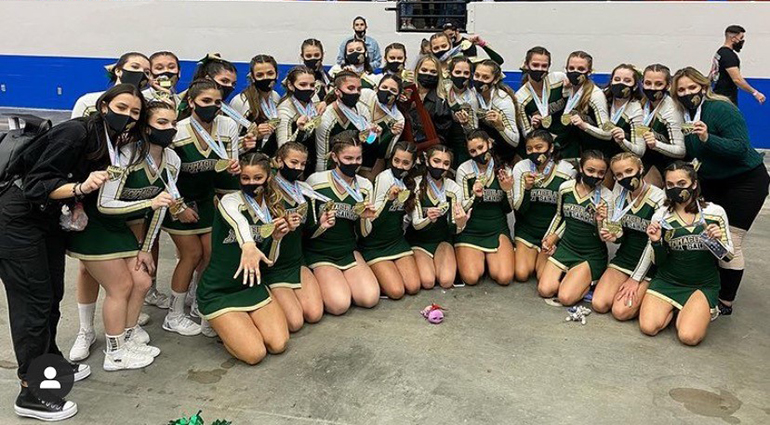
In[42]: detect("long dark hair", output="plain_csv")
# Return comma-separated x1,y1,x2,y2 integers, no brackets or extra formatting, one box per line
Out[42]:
87,83,148,166
389,141,417,212
242,54,279,121
344,39,374,74
178,54,236,119
108,52,149,83
415,145,453,212
664,161,705,214
239,152,284,218
465,129,503,173
524,129,561,163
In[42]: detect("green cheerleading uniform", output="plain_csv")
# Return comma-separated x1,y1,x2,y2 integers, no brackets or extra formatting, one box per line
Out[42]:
162,116,238,235
445,86,480,169
304,171,373,270
276,98,319,176
314,103,369,172
475,89,520,164
607,184,665,279
639,96,686,172
360,89,405,171
644,203,733,310
514,72,569,158
359,170,414,265
261,181,311,289
68,146,180,260
511,159,576,249
405,176,466,257
454,159,512,252
230,90,281,157
546,180,613,281
197,192,280,320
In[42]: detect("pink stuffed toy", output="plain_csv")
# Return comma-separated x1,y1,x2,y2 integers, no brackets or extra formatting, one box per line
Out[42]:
421,304,445,324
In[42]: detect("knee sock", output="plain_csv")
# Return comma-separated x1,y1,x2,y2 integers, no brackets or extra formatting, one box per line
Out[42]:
78,303,96,333
169,290,187,316
105,332,125,354
718,267,744,302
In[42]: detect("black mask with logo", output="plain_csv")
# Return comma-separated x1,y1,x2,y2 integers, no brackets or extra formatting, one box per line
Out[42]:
527,69,547,83
384,61,403,74
104,107,136,134
618,172,643,191
610,83,633,99
566,71,586,86
666,185,695,204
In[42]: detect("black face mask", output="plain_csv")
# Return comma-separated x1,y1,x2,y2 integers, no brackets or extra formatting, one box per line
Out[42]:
433,49,451,60
427,165,446,180
377,89,396,106
193,103,220,124
104,107,136,134
241,183,263,198
733,39,744,53
354,30,366,39
527,69,547,83
337,161,359,177
618,172,643,191
215,82,234,100
390,163,409,180
566,71,587,86
253,78,274,93
643,88,666,102
666,185,695,204
678,92,703,112
471,150,490,164
417,73,439,89
451,75,469,90
294,88,315,103
279,165,303,182
339,91,361,108
579,172,602,189
304,58,321,70
473,79,490,93
610,83,633,99
148,126,177,148
346,52,365,66
120,69,148,88
384,61,403,74
527,151,550,167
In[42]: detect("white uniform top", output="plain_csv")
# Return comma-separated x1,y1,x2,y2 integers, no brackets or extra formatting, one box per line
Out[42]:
71,91,104,118
276,96,317,148
642,96,686,159
477,88,519,148
515,71,567,136
609,99,645,157
314,101,372,172
230,90,281,121
142,87,181,107
511,159,576,211
409,176,467,232
564,84,613,141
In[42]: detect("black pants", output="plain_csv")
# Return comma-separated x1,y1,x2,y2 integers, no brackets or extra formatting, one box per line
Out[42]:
0,186,65,381
701,164,769,231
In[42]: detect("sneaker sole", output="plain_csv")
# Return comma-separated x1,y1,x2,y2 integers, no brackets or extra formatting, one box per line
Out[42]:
162,323,201,336
103,358,154,372
74,365,91,382
68,336,96,362
15,404,77,422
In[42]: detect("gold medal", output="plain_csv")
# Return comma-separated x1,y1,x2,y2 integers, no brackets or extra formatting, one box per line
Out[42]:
681,123,694,135
437,202,450,216
560,113,573,126
533,173,545,188
323,200,337,213
353,202,367,216
634,125,650,138
295,202,308,217
107,165,124,180
303,115,322,132
541,115,552,129
168,198,186,217
258,222,275,239
214,159,231,173
603,220,623,235
267,118,280,128
397,189,410,204
602,122,616,132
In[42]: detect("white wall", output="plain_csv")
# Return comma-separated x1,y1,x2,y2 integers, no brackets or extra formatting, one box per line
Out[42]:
1,0,768,76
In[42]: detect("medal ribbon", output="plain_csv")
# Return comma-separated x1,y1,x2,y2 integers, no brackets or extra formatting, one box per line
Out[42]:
642,100,663,126
611,183,647,222
427,176,446,203
471,156,495,185
331,169,364,202
244,193,273,224
476,87,495,112
527,81,550,118
377,100,400,121
439,44,463,62
530,159,554,180
260,95,278,120
275,174,306,205
563,87,583,115
191,118,229,160
683,98,704,124
611,100,629,125
104,126,122,166
220,102,253,129
339,103,370,132
391,169,406,190
291,96,317,118
298,184,332,203
145,150,181,199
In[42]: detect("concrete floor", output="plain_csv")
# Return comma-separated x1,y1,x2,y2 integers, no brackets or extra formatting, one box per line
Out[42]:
0,109,769,424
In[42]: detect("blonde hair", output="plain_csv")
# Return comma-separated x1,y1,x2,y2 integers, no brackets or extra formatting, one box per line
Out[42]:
670,66,732,110
610,151,643,170
414,55,447,99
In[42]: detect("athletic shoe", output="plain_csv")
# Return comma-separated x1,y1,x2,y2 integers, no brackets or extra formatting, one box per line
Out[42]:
200,318,217,338
103,349,154,371
14,385,77,422
68,329,95,362
144,287,171,309
66,362,91,382
132,325,151,345
137,312,150,326
162,314,201,336
125,339,161,358
717,301,732,316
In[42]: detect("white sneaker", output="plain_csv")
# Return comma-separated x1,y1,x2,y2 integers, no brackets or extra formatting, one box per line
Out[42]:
200,318,217,338
162,314,201,336
132,325,150,345
144,287,171,309
137,312,150,326
103,349,154,371
125,339,161,358
68,329,95,362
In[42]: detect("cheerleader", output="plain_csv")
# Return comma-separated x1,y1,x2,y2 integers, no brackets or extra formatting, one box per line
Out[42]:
359,142,421,299
511,130,576,282
277,66,320,175
671,67,769,315
179,54,237,119
603,64,645,159
592,152,665,321
515,46,567,160
197,153,290,364
639,162,733,346
359,75,406,180
446,56,478,168
315,70,381,172
538,150,612,306
561,51,613,160
71,52,150,118
329,39,376,88
405,55,452,150
454,130,514,285
472,59,519,164
429,32,460,67
406,145,470,289
230,54,281,156
638,64,685,187
263,143,324,331
66,88,176,370
161,79,241,336
300,38,333,103
366,43,411,89
144,51,182,106
305,131,380,314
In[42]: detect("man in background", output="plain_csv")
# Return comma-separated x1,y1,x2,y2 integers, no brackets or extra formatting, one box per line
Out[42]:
710,25,765,106
336,16,382,69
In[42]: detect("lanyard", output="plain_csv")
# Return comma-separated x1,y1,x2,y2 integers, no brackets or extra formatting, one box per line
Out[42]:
104,126,121,166
220,102,253,129
428,176,446,202
642,100,663,126
244,193,273,224
611,183,647,222
338,103,370,131
376,100,400,121
274,174,306,205
145,150,180,199
471,156,495,184
530,159,554,179
610,100,629,125
456,87,474,106
564,87,583,115
476,87,495,111
439,44,463,62
260,94,278,120
190,118,229,160
291,96,317,118
331,169,363,202
527,81,549,117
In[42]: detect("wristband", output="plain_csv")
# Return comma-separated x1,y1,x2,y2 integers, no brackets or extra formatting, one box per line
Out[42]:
752,91,759,96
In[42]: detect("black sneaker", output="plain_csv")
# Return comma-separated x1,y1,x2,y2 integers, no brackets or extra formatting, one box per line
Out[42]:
14,385,78,421
66,362,91,382
718,301,733,316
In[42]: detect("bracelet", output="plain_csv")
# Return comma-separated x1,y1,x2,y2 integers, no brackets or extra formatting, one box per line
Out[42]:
752,91,759,96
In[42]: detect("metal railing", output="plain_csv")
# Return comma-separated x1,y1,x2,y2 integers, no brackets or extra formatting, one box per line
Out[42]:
391,0,469,32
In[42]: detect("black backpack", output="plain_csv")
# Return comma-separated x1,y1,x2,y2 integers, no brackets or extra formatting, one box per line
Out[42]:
0,114,53,192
